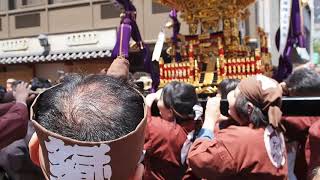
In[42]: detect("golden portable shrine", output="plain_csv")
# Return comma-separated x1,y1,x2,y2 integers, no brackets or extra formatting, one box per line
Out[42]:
155,0,273,94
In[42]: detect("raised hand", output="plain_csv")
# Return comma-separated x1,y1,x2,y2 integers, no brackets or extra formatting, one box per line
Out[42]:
202,94,222,131
13,82,30,105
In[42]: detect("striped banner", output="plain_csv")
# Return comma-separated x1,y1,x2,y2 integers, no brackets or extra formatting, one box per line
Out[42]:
279,0,293,56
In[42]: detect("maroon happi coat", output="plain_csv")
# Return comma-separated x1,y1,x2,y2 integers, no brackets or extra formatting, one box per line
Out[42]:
0,102,28,149
143,110,198,180
282,116,320,180
188,125,288,180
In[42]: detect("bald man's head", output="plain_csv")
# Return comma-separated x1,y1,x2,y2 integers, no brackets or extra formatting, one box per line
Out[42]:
35,74,144,142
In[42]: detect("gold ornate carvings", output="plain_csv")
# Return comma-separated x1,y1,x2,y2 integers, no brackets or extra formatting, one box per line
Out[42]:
154,0,255,26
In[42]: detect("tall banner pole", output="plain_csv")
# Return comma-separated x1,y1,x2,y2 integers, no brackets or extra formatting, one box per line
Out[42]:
279,0,293,56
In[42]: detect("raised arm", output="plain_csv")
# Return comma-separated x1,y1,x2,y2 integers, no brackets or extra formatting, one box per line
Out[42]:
0,82,30,149
107,56,130,80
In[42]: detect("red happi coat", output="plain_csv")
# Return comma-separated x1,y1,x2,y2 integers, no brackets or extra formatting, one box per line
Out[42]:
282,116,320,180
188,125,288,180
0,102,28,149
143,111,199,180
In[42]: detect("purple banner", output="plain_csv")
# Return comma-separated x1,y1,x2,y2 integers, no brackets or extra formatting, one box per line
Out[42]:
169,9,181,62
274,0,305,81
113,0,157,90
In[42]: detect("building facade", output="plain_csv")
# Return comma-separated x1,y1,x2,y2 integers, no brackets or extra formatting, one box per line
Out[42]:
0,0,185,84
0,0,282,85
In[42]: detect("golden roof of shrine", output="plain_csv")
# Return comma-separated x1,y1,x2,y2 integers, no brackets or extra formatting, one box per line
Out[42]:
155,0,255,23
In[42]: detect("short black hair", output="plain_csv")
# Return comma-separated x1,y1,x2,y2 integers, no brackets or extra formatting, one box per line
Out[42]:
285,68,320,96
31,77,52,91
218,79,240,99
161,81,201,142
162,81,198,120
35,74,144,142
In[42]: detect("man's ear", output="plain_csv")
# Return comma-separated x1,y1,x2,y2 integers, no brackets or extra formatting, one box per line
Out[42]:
29,132,40,167
247,102,254,117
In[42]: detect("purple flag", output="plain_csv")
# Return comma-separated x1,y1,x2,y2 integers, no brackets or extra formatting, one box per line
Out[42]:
113,0,158,90
274,0,305,81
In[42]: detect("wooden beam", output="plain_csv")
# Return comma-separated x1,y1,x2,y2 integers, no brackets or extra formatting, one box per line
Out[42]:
199,97,320,116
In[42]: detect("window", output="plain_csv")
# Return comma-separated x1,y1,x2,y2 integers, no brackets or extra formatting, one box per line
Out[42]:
101,3,120,19
22,0,27,5
49,0,83,4
0,18,2,31
9,0,16,10
152,2,170,14
17,0,46,8
15,13,40,28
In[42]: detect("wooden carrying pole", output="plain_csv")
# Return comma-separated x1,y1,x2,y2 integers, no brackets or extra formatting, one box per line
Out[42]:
198,97,320,116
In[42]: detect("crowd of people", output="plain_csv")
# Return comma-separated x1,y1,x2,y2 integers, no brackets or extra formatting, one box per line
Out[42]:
0,56,319,180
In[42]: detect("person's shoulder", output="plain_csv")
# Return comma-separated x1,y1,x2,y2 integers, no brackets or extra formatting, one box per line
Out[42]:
282,116,320,132
215,126,266,159
217,125,263,142
145,117,189,155
147,117,188,141
282,116,320,123
148,116,180,130
219,125,258,133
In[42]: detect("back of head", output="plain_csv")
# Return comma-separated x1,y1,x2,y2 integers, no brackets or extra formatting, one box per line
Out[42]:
31,77,52,91
235,75,282,128
218,79,240,99
30,57,148,180
162,81,198,120
35,74,145,142
285,68,320,96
